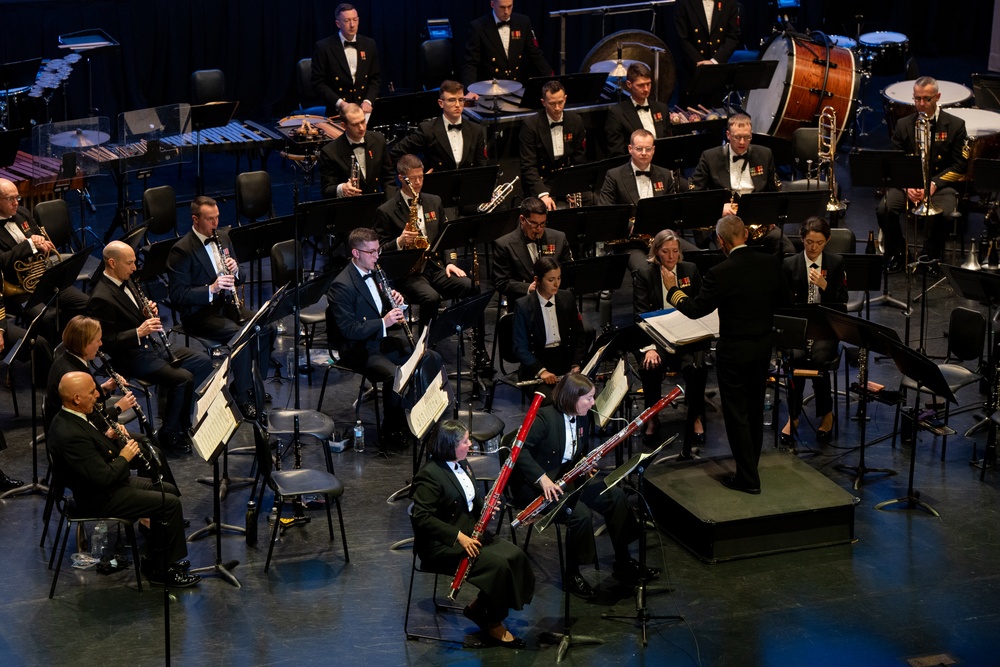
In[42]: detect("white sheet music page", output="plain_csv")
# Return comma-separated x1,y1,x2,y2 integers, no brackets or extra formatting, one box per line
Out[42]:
405,370,449,439
593,358,628,429
581,342,609,377
195,357,230,425
639,308,719,353
192,391,239,462
393,326,429,395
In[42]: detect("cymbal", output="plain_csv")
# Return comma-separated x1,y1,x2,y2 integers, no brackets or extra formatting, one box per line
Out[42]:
589,59,643,78
50,128,110,148
468,79,523,97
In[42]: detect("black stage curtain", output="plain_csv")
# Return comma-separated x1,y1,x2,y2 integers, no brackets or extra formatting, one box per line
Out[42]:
0,0,992,131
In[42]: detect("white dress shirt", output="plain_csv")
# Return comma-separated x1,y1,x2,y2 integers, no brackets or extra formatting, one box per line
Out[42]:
449,461,476,512
632,161,654,200
494,11,511,57
728,146,754,195
632,95,656,135
537,291,561,348
562,414,578,463
443,115,464,165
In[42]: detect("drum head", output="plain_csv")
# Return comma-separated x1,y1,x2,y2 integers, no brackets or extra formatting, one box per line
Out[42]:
579,29,676,102
828,35,857,49
947,108,1000,137
884,80,973,107
859,31,908,47
744,35,791,135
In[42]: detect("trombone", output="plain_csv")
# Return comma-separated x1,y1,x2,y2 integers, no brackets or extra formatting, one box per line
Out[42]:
817,106,846,212
913,111,942,217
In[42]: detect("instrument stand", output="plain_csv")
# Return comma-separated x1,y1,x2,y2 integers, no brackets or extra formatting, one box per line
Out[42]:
0,298,54,500
772,314,817,456
187,384,243,586
195,447,253,502
602,440,682,647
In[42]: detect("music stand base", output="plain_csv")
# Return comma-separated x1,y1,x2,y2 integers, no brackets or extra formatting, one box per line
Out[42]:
389,536,413,551
834,463,897,491
189,559,241,588
0,481,49,499
602,608,684,647
386,482,412,504
868,293,908,311
195,475,254,502
537,631,605,663
874,493,940,517
187,521,245,542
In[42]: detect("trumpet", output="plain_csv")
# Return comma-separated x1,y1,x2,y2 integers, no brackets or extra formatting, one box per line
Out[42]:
913,112,942,217
372,262,416,348
128,280,181,367
209,233,246,322
817,106,845,212
478,176,519,213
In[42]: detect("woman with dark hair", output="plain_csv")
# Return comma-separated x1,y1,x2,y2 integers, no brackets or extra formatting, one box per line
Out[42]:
511,257,589,400
510,374,651,600
780,216,847,444
633,229,708,453
411,420,534,649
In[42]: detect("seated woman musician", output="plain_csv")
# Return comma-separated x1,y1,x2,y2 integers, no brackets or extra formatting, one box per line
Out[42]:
510,373,652,600
511,256,589,401
411,420,534,649
632,230,708,454
780,216,847,444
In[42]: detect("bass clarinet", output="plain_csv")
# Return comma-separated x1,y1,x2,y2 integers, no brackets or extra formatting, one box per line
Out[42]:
448,392,546,600
512,386,684,529
128,280,181,367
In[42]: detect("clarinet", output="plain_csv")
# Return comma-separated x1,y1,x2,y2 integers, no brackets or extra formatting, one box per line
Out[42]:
372,262,416,348
93,401,155,474
448,392,545,600
96,351,153,437
209,233,247,323
128,279,181,367
512,386,684,529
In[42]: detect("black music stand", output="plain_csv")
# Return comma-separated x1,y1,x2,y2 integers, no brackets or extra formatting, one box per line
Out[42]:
0,294,55,500
633,190,728,241
601,437,681,647
651,133,720,171
368,90,440,128
519,73,608,109
874,335,956,516
685,250,727,277
688,60,778,112
428,290,496,421
421,165,499,213
0,130,27,168
549,157,624,205
737,190,829,232
25,247,93,335
186,101,239,195
546,205,632,246
300,193,384,246
841,254,885,319
850,150,922,313
187,383,244,587
561,254,631,312
825,308,901,490
227,217,291,307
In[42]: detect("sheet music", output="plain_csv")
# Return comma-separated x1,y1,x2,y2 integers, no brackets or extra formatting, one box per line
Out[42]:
393,326,429,395
639,308,719,354
195,357,230,425
405,371,449,439
581,342,609,377
192,390,239,462
593,358,628,429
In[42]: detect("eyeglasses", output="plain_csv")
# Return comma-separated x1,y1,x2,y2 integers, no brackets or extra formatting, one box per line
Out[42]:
2,195,21,203
523,219,546,229
631,146,654,154
441,97,465,105
913,95,938,103
357,247,381,257
729,134,752,142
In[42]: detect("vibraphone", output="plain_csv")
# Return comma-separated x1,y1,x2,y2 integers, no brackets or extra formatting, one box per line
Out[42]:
0,150,84,209
158,120,282,153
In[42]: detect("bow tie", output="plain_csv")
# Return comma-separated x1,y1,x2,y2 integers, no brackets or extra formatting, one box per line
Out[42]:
203,238,214,246
343,41,357,49
634,170,651,178
544,301,553,308
496,20,510,28
732,153,748,163
635,104,650,112
362,272,373,280
549,121,563,129
447,123,462,131
350,142,365,150
568,416,576,424
810,262,819,270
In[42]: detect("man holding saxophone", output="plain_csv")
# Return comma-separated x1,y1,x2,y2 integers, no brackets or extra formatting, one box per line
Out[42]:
876,76,967,276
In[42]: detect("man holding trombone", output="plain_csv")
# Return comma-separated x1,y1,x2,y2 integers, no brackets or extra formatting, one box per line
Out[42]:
876,76,967,276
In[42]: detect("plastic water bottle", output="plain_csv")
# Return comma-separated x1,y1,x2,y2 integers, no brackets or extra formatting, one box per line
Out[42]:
91,521,108,561
353,420,365,453
763,390,773,427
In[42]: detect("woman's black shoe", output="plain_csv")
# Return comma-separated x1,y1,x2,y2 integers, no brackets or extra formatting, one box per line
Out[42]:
692,431,706,445
779,432,794,447
816,428,833,442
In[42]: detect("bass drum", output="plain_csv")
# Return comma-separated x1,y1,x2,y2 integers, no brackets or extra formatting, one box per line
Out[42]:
744,33,858,141
580,29,676,103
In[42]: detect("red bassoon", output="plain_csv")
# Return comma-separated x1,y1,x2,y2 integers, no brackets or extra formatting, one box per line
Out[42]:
447,392,545,600
511,386,684,530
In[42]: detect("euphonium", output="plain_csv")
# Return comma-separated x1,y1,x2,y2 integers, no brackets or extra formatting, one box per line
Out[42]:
818,106,845,212
478,176,519,213
914,112,942,217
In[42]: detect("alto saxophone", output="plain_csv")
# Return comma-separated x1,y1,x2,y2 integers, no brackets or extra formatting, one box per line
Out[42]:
402,176,430,274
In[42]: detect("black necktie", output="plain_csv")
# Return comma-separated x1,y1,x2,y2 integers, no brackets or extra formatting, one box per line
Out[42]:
350,142,365,150
496,20,510,28
635,104,650,112
448,123,462,131
732,153,748,163
343,41,357,49
635,170,651,178
550,121,563,129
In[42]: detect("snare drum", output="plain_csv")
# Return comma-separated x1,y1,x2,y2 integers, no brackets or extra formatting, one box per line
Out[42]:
859,31,909,76
828,35,857,50
943,108,1000,181
882,80,973,135
744,33,858,141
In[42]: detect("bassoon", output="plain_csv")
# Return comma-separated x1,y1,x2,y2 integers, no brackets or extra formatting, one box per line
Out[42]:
447,392,545,600
511,386,683,530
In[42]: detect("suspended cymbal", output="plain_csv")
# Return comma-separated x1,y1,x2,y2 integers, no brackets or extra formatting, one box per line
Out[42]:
468,79,523,97
50,128,110,148
590,58,643,78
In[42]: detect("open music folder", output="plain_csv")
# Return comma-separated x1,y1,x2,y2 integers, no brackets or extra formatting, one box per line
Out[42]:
593,358,629,429
638,307,719,354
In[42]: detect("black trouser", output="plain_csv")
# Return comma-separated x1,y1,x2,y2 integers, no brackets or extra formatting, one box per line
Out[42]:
88,477,186,564
396,264,473,332
716,337,772,489
635,347,708,453
786,340,838,421
115,346,214,436
876,187,957,261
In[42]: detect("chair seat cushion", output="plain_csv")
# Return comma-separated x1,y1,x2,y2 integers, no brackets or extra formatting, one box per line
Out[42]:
901,364,983,394
271,468,344,498
464,411,505,442
268,409,337,439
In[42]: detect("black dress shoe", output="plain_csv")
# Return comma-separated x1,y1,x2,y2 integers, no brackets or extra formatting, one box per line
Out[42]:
692,431,706,445
483,632,526,650
146,567,201,588
816,428,833,442
566,572,595,599
158,431,192,454
239,402,258,420
720,475,761,495
779,432,794,448
0,471,24,491
887,255,903,274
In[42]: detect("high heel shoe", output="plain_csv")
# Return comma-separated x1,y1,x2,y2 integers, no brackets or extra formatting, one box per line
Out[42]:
816,413,834,441
779,432,794,447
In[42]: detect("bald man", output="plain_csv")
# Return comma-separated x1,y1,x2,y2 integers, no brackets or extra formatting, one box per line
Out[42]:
48,372,198,587
87,241,213,454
